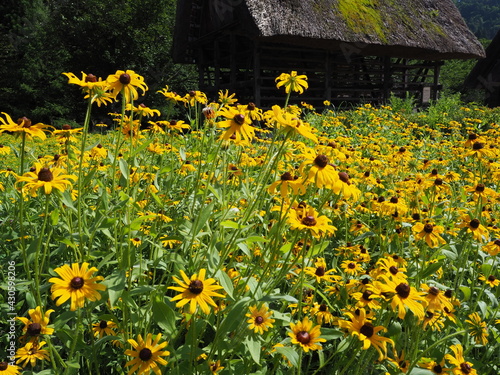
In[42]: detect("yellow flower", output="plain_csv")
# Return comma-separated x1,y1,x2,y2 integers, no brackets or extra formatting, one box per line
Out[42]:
209,360,224,374
287,204,336,238
268,171,306,201
15,341,50,368
246,304,275,335
125,333,169,375
218,89,238,106
303,258,341,284
465,312,488,345
478,274,500,288
300,154,339,189
271,105,317,142
338,308,393,360
49,262,106,311
458,216,489,242
444,344,477,375
62,71,112,106
275,71,308,94
288,316,326,352
0,114,51,140
107,70,148,103
16,163,77,197
0,362,21,374
183,90,207,106
17,306,54,339
217,106,256,144
413,222,446,248
168,269,225,314
92,320,117,338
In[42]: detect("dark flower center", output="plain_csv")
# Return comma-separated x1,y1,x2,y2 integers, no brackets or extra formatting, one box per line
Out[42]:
475,184,485,192
362,290,373,301
255,316,264,325
338,172,350,184
18,117,32,128
38,168,54,182
390,197,399,204
139,348,153,361
301,215,317,227
247,102,256,110
313,155,329,168
364,171,370,177
119,73,131,85
360,323,374,338
377,196,385,203
85,74,97,83
319,304,327,312
315,266,325,276
434,178,443,186
495,239,500,246
27,323,42,336
428,286,439,296
469,219,480,229
327,141,336,148
399,147,406,153
99,320,108,329
296,331,311,344
233,114,245,125
460,362,472,374
488,275,496,282
0,362,7,371
468,133,477,140
395,283,410,298
424,223,434,233
62,124,72,130
433,364,443,373
389,266,399,275
347,262,356,269
444,289,453,298
472,141,484,150
426,311,434,319
70,277,84,289
189,90,196,97
281,172,293,181
188,279,204,294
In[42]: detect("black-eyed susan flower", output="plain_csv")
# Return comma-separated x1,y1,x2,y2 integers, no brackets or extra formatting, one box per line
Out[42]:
107,69,148,103
168,269,225,315
16,163,77,197
125,333,169,375
62,71,112,106
92,320,117,338
157,85,185,104
218,89,238,106
339,308,393,360
465,312,488,345
268,171,306,201
275,71,308,94
15,341,50,368
287,204,336,238
271,105,317,142
465,141,495,159
413,222,446,248
49,262,106,311
209,360,224,374
288,316,326,352
17,306,54,340
372,276,425,320
458,216,489,242
422,310,445,331
340,260,365,276
183,90,207,106
444,344,477,375
478,274,500,287
0,114,51,140
418,357,451,374
300,153,339,189
421,284,454,312
0,361,21,374
246,304,275,335
303,258,341,284
483,238,500,256
127,103,160,118
217,106,255,144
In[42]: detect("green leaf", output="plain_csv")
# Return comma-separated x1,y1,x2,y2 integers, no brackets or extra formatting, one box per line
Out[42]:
192,203,214,235
319,327,343,340
261,294,298,304
119,158,129,181
279,243,293,253
459,286,471,301
104,269,126,307
152,299,177,335
244,336,261,364
419,260,443,279
408,368,433,375
50,209,59,225
274,346,299,368
218,297,250,336
220,220,244,229
307,241,329,257
215,269,234,300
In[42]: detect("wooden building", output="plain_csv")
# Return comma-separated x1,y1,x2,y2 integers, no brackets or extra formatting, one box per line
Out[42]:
173,0,485,108
464,29,500,107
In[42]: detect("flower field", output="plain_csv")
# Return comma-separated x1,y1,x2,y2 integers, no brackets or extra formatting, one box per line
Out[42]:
1,70,500,375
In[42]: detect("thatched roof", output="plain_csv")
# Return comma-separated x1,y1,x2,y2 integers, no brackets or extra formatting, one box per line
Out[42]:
174,0,485,62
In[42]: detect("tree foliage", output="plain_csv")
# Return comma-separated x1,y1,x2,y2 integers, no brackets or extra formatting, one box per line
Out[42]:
455,0,500,39
0,0,196,124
